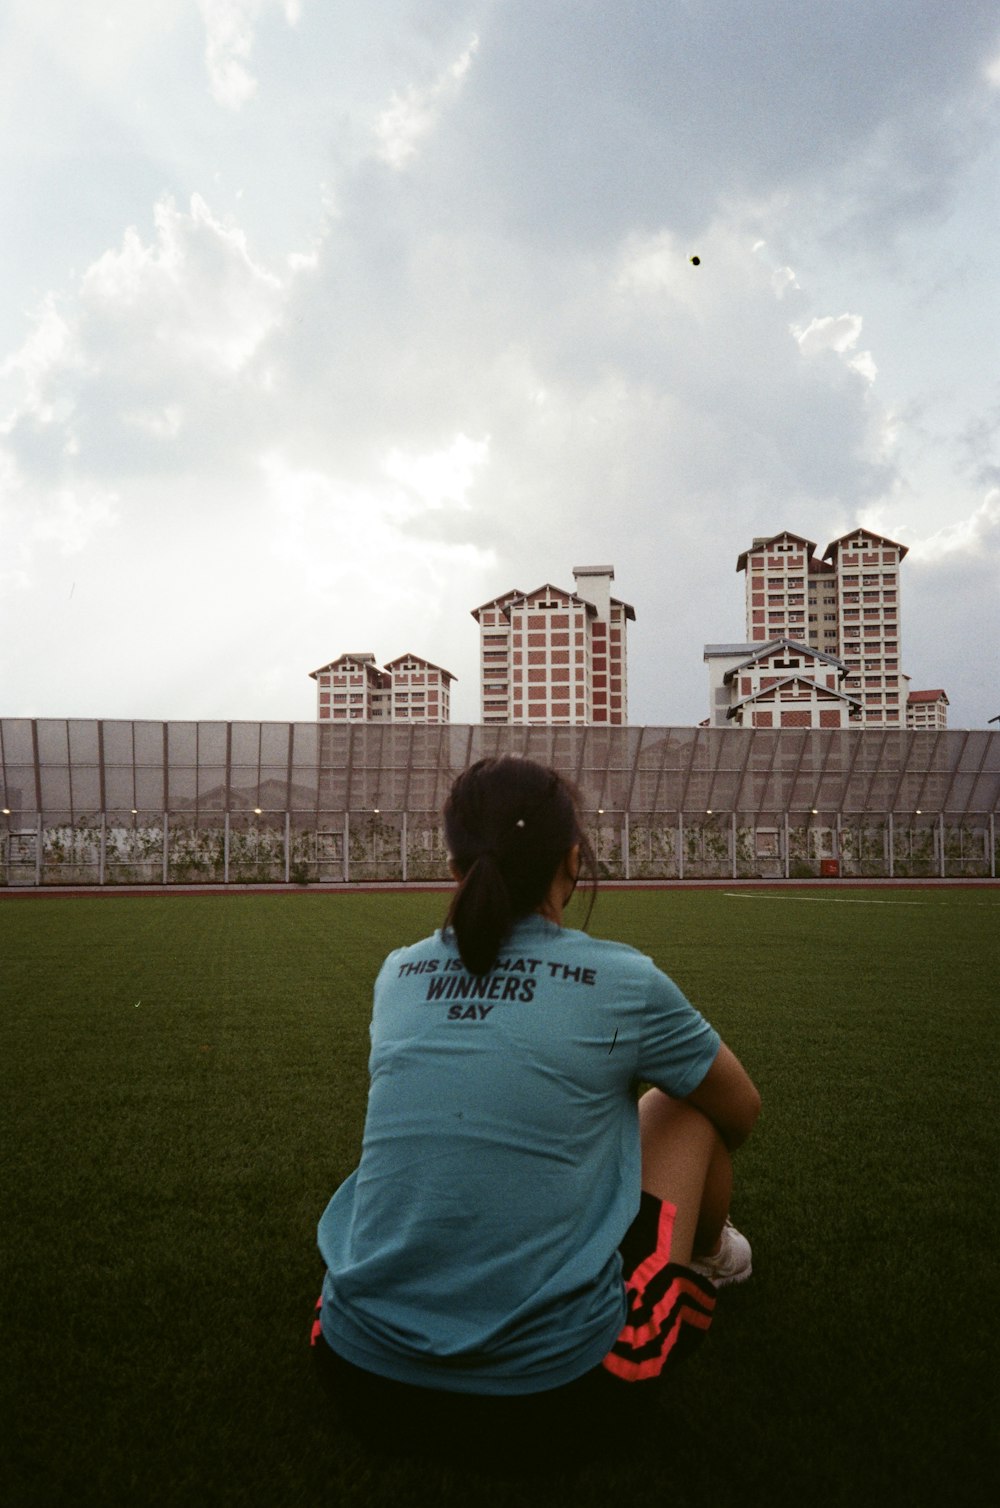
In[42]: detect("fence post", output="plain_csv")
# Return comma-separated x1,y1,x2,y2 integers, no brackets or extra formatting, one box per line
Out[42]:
224,812,230,885
939,812,945,879
36,815,42,886
99,812,107,886
783,812,789,879
284,811,290,885
888,813,894,879
623,811,629,881
678,814,684,881
402,810,408,884
162,812,169,886
731,812,737,881
343,812,350,884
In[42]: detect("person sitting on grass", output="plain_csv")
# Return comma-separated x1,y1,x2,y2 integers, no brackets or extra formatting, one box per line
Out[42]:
312,755,761,1463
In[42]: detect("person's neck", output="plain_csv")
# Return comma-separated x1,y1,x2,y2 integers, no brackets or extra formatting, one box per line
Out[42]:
532,846,581,928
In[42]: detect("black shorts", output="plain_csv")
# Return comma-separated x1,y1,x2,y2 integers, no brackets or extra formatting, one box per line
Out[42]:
602,1190,717,1381
311,1194,717,1467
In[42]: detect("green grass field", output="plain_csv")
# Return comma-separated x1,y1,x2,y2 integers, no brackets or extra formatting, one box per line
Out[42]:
2,887,998,1507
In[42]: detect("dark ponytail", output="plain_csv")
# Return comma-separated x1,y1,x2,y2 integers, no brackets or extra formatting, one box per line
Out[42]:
443,757,597,975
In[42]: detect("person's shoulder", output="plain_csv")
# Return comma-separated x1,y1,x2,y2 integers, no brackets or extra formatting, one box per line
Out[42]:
377,929,454,974
561,926,691,995
561,927,659,972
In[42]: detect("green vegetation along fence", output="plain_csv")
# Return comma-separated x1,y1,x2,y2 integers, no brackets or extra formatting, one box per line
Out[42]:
1,720,998,885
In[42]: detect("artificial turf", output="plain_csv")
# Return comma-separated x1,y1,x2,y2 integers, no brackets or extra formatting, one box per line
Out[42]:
1,887,997,1507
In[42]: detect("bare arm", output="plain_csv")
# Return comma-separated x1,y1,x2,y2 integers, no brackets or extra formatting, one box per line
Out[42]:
684,1042,761,1151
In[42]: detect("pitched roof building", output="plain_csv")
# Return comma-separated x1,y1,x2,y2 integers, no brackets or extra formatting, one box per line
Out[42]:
730,527,944,728
906,689,949,730
309,652,454,723
471,566,635,724
705,639,862,728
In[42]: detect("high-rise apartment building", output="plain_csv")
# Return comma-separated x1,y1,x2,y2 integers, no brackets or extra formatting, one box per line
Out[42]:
471,566,634,725
310,652,454,723
736,528,911,727
906,689,949,730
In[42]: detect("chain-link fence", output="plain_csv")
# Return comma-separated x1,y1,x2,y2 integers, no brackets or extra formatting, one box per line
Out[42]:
2,720,997,885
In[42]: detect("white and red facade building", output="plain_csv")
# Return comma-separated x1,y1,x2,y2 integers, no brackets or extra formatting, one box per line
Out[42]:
471,566,634,725
704,639,862,729
736,532,841,654
906,689,949,730
823,528,906,727
310,652,454,723
733,528,944,729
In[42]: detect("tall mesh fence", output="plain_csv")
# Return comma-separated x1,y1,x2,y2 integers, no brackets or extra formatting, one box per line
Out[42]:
1,720,997,885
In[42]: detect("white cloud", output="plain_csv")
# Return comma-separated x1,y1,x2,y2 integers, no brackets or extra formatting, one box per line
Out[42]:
198,0,305,110
770,265,800,300
2,3,997,726
29,483,119,554
79,194,286,377
750,239,801,301
199,0,259,108
0,295,80,428
904,488,1000,563
793,313,877,382
374,35,479,169
124,405,185,440
383,433,490,512
0,440,117,594
258,448,496,680
0,193,303,603
614,231,688,295
793,313,863,356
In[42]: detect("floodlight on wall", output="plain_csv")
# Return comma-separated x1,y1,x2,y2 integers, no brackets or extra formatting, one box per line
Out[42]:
811,808,819,815
131,809,138,815
706,808,712,815
253,808,262,815
373,807,380,814
1,808,9,816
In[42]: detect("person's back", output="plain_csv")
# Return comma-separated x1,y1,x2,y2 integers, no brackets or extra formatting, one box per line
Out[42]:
319,914,720,1392
312,756,761,1462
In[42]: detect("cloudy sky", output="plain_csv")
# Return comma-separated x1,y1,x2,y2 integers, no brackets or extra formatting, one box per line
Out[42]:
1,0,998,729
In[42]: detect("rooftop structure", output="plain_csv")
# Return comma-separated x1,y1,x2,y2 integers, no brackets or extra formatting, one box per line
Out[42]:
471,566,635,724
704,639,861,729
907,689,949,730
309,652,454,723
733,527,945,728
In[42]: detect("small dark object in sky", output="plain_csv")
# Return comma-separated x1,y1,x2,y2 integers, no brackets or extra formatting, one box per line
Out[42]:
690,255,701,266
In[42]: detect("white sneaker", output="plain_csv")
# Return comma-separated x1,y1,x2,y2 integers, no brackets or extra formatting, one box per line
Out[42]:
690,1218,752,1287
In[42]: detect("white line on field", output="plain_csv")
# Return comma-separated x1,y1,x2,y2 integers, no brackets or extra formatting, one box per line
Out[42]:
723,894,930,905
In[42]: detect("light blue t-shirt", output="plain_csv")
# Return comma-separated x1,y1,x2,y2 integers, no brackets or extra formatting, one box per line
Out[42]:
317,915,720,1395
